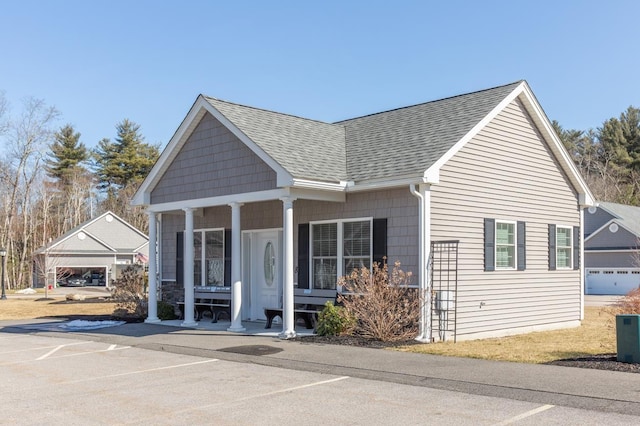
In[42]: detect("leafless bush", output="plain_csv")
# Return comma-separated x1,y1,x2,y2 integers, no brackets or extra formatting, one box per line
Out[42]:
610,288,640,315
110,266,147,318
337,260,421,342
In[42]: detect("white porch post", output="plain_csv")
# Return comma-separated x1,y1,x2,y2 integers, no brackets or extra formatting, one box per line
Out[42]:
280,197,296,339
181,207,197,326
411,184,432,343
228,202,245,332
145,211,160,323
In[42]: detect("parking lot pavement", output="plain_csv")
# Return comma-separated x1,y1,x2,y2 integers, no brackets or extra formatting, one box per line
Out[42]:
2,327,640,425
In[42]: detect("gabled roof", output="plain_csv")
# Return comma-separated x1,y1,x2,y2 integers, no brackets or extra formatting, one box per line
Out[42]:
133,80,594,206
34,211,148,254
338,81,521,182
592,202,640,238
205,97,347,182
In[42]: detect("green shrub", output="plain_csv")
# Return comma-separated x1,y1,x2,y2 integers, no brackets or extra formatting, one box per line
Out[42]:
157,301,177,320
316,301,355,336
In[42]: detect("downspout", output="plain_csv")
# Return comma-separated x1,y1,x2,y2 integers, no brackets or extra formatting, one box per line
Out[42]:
410,184,432,343
580,207,585,321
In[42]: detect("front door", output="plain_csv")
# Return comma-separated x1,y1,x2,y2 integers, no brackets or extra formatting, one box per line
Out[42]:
251,231,280,320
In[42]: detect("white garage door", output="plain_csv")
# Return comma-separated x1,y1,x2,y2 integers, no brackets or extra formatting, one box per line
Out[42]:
585,268,640,295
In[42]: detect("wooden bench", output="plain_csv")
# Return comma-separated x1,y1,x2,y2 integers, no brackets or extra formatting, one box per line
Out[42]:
177,287,231,322
264,288,337,329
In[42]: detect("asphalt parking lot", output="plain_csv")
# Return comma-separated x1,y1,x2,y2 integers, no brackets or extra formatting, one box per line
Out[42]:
2,328,640,425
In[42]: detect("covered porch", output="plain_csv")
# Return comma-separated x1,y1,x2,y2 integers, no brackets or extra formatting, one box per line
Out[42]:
143,187,347,339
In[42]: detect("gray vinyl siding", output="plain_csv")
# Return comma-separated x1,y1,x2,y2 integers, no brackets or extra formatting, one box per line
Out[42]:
586,226,638,249
151,113,277,204
160,188,418,283
584,208,615,236
53,235,112,252
85,215,147,251
585,251,638,268
48,254,113,268
431,98,581,339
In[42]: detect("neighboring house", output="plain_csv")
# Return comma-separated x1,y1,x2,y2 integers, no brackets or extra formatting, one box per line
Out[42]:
584,202,640,295
132,80,594,341
33,211,149,288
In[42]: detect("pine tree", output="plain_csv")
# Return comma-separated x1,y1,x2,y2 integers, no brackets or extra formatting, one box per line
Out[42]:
93,119,160,192
44,124,89,185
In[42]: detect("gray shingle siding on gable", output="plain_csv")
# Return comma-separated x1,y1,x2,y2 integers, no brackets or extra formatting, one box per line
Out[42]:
205,97,347,183
151,113,278,204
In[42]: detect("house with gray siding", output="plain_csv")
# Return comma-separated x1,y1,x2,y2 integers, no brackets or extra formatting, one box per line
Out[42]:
132,80,594,341
33,211,149,288
584,202,640,295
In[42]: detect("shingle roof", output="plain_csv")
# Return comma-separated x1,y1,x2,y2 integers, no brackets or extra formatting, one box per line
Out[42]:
337,81,522,181
205,97,347,182
205,81,523,183
598,201,640,237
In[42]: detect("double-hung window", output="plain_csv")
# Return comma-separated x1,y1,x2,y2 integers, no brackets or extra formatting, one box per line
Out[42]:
193,229,225,286
311,218,372,289
495,221,516,269
555,226,573,269
484,218,525,271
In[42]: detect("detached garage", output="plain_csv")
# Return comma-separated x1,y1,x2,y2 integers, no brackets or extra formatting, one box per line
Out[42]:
584,202,640,295
33,211,149,288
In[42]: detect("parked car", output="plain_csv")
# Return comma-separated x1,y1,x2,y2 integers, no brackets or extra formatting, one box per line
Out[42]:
66,276,86,287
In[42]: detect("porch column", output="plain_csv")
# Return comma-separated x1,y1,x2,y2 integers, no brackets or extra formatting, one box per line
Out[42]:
411,184,432,343
181,207,197,326
280,196,296,339
145,211,160,323
227,202,245,332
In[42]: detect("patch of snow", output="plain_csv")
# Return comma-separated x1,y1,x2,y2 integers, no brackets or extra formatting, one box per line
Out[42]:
16,288,37,294
65,293,86,301
59,320,126,330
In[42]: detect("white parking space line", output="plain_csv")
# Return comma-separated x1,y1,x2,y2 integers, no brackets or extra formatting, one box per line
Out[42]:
132,375,351,423
494,404,554,425
62,359,220,384
0,341,91,355
36,344,66,360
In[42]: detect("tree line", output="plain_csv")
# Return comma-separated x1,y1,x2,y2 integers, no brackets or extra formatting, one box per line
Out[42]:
553,106,640,205
0,93,159,290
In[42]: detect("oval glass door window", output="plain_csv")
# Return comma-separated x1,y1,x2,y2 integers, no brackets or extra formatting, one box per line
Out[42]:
263,241,275,286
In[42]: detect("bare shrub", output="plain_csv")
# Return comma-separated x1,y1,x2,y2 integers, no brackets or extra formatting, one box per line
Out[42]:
110,266,147,319
337,260,421,342
610,288,640,315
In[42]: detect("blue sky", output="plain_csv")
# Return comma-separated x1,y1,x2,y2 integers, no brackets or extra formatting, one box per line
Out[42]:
1,1,638,150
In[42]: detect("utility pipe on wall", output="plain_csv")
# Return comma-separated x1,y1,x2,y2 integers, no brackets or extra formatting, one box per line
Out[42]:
410,184,432,343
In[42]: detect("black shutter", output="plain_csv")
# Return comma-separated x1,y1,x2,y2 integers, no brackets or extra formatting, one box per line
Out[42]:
573,225,580,270
549,224,556,271
484,218,495,272
176,232,184,287
297,223,309,289
517,221,526,271
373,218,388,267
224,229,231,287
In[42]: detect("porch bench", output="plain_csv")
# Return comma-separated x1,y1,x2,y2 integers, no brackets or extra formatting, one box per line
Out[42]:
264,288,337,329
177,287,231,322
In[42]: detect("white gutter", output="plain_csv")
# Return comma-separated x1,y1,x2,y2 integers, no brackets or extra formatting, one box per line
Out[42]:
410,184,432,343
